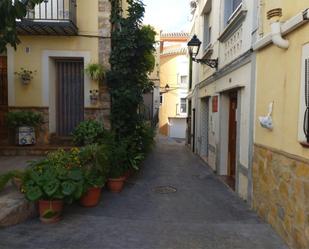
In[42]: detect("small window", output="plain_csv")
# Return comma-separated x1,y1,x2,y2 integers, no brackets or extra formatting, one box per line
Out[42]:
180,98,187,113
160,94,163,105
224,0,242,25
203,14,211,49
180,75,188,85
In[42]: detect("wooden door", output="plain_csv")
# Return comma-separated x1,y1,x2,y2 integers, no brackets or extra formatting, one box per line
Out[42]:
192,108,196,153
0,56,8,140
228,92,238,179
56,59,84,136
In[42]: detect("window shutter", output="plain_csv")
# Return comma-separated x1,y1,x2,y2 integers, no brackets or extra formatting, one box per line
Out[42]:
303,59,309,142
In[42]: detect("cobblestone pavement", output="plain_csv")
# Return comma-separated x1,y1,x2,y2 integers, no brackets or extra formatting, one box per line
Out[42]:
0,136,288,249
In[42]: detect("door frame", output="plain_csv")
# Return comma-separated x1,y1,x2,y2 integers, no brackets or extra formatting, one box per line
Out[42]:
0,56,8,141
55,58,84,136
228,91,238,179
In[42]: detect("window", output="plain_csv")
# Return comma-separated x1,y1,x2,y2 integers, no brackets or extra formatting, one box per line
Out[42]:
299,44,309,144
160,94,163,105
224,0,242,25
180,98,187,113
203,14,211,49
180,75,188,85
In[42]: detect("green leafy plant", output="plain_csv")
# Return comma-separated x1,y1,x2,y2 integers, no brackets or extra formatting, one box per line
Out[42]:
79,144,109,190
107,140,129,178
85,63,105,82
14,68,37,81
0,0,45,53
107,0,156,139
6,111,44,128
23,149,84,203
0,170,26,192
72,120,105,146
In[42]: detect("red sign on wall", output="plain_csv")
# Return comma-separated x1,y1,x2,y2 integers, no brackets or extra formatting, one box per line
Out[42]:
212,96,218,113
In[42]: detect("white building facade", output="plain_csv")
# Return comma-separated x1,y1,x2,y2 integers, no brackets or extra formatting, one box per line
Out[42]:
187,0,259,201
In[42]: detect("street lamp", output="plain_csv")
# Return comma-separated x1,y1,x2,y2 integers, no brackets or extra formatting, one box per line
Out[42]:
187,34,218,69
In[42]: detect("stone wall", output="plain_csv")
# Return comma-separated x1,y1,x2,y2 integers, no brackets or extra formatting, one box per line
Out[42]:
98,0,112,130
84,107,110,130
253,144,309,249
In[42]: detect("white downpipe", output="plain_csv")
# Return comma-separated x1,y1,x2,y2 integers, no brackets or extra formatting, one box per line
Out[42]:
270,22,289,49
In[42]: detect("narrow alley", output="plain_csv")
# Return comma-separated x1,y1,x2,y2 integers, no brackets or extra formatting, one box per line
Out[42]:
0,136,288,249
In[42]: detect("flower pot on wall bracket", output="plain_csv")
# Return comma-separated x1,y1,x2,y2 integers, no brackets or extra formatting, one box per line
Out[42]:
16,126,36,146
21,78,31,85
89,90,99,105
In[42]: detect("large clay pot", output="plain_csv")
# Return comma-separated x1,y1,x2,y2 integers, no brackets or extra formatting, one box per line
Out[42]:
38,200,63,224
107,176,126,193
80,187,102,207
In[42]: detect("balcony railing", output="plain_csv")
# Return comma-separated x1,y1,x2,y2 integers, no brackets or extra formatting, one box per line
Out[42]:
17,0,78,36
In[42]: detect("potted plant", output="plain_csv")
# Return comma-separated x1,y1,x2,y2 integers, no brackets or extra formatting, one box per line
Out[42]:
15,68,36,85
6,111,44,146
106,141,128,193
72,120,105,146
22,149,84,224
79,144,108,207
85,63,105,82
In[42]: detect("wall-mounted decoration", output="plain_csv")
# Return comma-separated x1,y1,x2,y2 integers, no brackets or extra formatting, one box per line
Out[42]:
14,68,36,85
259,102,274,130
212,96,218,112
90,89,99,105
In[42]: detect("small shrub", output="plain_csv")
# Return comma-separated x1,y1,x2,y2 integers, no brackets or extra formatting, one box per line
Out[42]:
72,120,105,146
6,111,44,128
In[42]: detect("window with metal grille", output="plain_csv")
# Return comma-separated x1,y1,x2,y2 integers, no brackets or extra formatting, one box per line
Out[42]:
303,58,309,142
180,98,187,113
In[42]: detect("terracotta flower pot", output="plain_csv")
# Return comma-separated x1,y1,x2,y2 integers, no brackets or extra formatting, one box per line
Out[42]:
39,200,63,224
107,176,126,193
80,187,102,207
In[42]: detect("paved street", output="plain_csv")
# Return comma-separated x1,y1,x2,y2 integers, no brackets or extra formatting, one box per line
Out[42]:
0,136,288,249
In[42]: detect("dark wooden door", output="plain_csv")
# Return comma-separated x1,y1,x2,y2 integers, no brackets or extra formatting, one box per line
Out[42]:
228,92,238,179
0,56,8,140
192,108,196,153
56,59,84,136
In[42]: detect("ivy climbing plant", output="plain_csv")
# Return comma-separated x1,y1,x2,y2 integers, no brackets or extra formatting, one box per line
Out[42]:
107,0,156,139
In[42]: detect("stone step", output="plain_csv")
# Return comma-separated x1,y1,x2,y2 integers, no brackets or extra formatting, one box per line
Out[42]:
0,145,74,156
0,186,37,227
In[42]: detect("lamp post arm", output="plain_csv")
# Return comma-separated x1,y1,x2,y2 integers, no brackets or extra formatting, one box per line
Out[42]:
192,58,218,69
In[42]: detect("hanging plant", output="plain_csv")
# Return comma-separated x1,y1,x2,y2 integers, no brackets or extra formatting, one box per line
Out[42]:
85,63,105,82
14,68,37,85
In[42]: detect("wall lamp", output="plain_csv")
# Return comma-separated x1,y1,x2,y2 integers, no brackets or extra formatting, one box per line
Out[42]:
187,35,218,69
160,84,178,94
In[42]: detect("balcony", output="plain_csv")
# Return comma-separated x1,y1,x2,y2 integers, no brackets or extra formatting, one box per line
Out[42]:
17,0,78,36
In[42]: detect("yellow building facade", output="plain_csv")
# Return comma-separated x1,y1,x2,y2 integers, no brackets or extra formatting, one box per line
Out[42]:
253,1,309,248
0,0,122,146
159,33,189,139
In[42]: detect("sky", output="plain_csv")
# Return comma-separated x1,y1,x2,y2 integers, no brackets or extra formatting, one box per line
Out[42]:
142,0,190,33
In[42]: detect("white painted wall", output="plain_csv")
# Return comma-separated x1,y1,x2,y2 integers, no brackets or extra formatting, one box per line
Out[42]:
169,118,187,139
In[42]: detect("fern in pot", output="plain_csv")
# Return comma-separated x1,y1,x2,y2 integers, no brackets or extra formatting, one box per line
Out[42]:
85,63,105,82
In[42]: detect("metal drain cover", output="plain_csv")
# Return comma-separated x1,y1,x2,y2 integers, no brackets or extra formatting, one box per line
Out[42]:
153,186,177,194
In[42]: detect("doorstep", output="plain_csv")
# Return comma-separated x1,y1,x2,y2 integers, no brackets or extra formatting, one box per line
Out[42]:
0,186,37,227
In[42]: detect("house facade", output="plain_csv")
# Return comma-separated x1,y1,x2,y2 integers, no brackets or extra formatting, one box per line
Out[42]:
188,0,258,200
253,1,309,248
0,0,126,146
159,32,189,139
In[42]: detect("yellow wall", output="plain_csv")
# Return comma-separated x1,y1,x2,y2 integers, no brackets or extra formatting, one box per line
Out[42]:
255,0,309,159
12,0,100,107
260,0,309,34
159,55,181,135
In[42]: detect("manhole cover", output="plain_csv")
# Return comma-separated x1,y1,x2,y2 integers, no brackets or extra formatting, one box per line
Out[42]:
153,186,177,194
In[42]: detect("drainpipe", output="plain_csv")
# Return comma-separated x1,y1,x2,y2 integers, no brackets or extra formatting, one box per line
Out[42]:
267,8,289,49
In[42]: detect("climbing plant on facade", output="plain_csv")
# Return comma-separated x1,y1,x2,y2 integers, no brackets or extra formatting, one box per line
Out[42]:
107,0,156,139
0,0,44,52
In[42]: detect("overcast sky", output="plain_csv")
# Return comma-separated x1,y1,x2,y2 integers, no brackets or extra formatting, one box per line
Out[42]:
142,0,190,32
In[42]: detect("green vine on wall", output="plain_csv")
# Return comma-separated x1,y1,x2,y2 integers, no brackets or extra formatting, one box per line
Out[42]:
107,0,156,139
